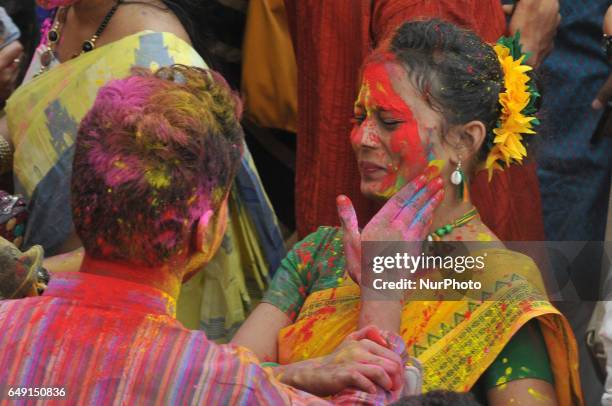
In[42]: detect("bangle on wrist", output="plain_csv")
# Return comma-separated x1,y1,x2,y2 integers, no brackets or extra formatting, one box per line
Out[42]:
0,136,13,174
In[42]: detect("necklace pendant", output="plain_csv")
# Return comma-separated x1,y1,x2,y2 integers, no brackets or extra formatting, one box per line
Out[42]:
40,48,54,68
47,29,59,44
82,40,95,53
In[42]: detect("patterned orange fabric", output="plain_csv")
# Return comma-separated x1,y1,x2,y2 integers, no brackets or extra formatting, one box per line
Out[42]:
277,249,583,405
288,0,545,241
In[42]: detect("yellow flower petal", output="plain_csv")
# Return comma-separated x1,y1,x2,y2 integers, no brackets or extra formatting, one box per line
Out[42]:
484,42,538,181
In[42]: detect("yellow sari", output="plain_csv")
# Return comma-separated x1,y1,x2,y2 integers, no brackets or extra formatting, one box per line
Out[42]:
277,249,583,405
7,31,280,341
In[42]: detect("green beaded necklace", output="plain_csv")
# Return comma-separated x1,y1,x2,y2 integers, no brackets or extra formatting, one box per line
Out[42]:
427,208,479,241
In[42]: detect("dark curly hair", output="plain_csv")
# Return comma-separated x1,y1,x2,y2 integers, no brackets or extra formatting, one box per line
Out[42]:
386,19,537,162
391,390,482,406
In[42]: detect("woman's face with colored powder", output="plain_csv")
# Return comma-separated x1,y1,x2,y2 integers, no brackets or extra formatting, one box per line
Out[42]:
351,60,444,200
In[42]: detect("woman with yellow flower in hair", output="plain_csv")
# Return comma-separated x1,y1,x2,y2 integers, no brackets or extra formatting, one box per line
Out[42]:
233,19,583,405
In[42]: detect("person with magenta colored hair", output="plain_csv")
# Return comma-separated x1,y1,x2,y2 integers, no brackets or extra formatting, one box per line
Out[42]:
232,20,583,405
1,0,284,342
0,65,409,404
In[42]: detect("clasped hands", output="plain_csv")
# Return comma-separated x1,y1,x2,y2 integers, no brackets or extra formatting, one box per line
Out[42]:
277,325,406,398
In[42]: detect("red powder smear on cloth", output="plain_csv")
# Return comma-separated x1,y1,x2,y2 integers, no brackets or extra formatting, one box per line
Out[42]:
297,318,318,342
329,288,337,300
315,306,337,316
296,249,313,266
283,325,296,339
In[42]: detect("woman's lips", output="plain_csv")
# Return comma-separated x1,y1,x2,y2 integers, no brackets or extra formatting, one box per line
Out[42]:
359,161,387,179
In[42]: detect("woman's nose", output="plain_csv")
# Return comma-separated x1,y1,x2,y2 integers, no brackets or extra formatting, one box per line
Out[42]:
357,121,381,148
351,120,380,148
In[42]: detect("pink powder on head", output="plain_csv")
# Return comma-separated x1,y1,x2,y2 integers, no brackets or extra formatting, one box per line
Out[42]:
72,66,243,268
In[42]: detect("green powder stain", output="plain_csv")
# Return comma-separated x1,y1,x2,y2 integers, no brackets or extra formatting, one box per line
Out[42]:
377,174,407,200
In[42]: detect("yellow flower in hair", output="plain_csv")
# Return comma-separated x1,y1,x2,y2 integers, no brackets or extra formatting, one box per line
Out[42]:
486,42,538,180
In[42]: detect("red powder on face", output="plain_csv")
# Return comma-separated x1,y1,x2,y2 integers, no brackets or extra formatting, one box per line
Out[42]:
353,58,428,195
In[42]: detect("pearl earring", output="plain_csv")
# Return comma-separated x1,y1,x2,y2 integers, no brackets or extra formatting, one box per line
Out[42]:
450,159,468,201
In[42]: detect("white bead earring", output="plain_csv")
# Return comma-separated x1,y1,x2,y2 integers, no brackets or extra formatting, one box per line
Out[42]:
450,158,467,201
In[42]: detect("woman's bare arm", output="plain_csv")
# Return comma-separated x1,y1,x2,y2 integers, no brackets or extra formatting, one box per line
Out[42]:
488,378,558,405
231,302,292,362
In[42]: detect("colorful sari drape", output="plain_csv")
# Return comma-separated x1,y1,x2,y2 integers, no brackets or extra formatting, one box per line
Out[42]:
278,249,583,406
7,31,284,341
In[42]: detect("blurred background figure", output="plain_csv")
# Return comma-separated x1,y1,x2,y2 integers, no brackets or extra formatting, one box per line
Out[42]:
537,1,611,242
0,1,38,104
597,6,612,405
534,1,611,404
0,1,38,192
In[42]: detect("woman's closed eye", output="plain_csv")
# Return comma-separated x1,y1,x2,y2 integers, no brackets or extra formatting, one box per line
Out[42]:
377,112,404,130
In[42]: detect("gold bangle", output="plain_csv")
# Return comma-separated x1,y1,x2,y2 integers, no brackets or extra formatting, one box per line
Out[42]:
0,137,13,174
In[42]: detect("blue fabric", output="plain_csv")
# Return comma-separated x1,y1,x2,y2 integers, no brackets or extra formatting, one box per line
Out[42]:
19,98,78,256
235,147,286,275
20,145,75,256
35,7,52,28
537,0,612,242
